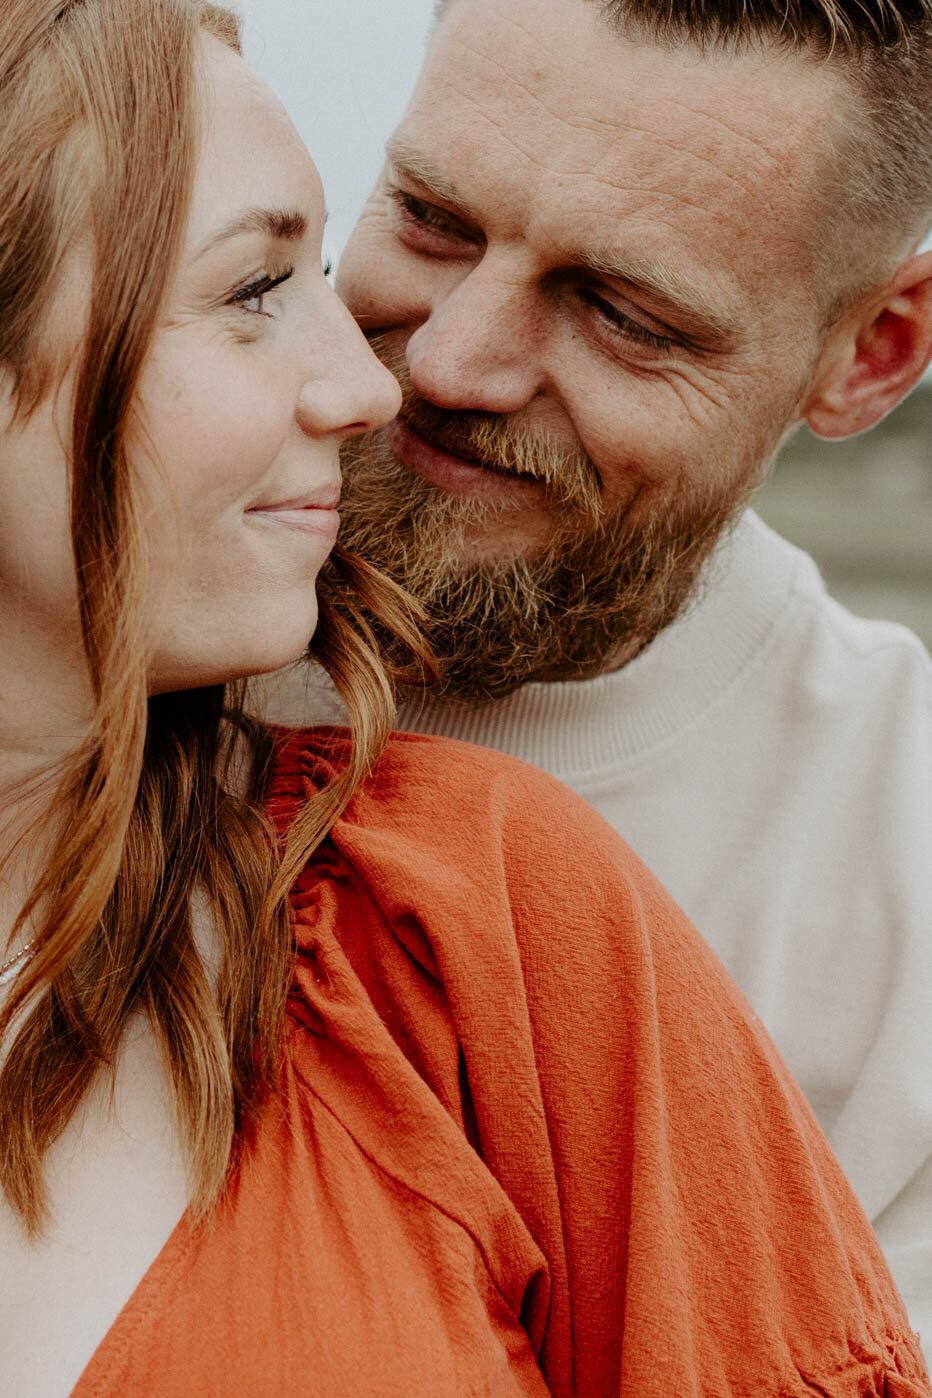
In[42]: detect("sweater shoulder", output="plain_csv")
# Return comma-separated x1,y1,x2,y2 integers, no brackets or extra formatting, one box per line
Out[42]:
268,725,695,981
271,725,625,861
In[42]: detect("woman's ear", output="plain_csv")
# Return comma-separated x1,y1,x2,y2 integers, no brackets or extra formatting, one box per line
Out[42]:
805,250,932,440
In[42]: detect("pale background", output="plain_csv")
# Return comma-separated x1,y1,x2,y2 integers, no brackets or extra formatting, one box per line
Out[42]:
238,0,932,646
238,0,437,265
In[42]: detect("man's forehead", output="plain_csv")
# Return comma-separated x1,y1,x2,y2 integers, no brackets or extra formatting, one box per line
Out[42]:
402,0,845,296
424,0,838,148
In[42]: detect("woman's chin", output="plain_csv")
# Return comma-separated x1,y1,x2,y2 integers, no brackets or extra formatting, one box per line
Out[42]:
147,619,319,696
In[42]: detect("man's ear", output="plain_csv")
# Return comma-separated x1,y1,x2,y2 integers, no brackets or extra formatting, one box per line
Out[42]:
805,249,932,440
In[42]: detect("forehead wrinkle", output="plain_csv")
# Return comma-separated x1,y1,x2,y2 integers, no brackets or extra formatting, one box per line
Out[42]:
445,25,592,136
586,158,760,218
437,1,834,202
393,87,555,232
430,67,780,220
590,122,772,201
399,103,758,226
577,174,754,229
439,1,804,170
440,75,557,177
433,22,635,171
663,94,811,181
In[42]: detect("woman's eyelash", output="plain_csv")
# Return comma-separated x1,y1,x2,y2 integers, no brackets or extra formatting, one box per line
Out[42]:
228,267,294,313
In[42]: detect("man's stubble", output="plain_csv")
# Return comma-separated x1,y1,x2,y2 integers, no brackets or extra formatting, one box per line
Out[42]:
338,336,781,703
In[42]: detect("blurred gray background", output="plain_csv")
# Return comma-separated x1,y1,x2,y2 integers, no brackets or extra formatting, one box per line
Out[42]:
756,395,932,648
240,0,932,650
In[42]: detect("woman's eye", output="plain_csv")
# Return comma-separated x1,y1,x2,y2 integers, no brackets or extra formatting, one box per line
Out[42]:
578,287,677,354
228,267,294,318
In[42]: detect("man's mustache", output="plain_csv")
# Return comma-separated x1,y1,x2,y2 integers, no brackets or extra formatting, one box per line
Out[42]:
364,332,604,517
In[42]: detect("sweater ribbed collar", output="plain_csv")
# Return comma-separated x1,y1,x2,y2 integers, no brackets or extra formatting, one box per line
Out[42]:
395,510,814,782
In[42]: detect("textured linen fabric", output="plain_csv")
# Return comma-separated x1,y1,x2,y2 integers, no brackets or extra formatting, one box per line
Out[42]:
382,508,932,1357
73,730,929,1397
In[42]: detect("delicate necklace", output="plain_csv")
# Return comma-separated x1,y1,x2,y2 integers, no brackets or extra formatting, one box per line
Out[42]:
0,940,37,989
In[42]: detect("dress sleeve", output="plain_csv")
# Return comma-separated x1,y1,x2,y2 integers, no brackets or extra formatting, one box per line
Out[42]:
275,728,931,1398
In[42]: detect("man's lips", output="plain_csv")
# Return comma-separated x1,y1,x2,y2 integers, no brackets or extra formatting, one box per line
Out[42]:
385,417,541,499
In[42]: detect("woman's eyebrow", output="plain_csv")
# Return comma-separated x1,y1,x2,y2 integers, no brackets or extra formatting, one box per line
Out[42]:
195,206,310,259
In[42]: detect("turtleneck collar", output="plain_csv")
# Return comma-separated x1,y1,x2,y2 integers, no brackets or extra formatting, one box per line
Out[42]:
395,511,816,782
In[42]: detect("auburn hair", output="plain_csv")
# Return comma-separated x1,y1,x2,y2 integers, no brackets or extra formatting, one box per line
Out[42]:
0,0,428,1233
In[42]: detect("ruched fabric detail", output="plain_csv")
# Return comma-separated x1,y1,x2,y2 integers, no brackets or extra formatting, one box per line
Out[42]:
74,729,930,1397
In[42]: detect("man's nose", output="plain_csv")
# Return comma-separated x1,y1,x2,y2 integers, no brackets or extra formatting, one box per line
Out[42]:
406,261,546,414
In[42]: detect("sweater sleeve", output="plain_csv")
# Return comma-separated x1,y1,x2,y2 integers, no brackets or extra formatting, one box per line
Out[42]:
275,728,931,1398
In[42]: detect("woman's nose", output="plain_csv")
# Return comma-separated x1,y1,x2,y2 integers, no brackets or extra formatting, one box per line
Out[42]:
297,289,402,439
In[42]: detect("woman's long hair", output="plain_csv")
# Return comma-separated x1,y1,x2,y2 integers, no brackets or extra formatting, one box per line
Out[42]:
0,0,427,1233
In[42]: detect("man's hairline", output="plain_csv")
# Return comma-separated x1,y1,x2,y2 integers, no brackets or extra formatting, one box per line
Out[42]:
424,0,925,314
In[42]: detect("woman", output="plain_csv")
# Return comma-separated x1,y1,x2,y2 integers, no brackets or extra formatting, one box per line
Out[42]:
0,2,927,1395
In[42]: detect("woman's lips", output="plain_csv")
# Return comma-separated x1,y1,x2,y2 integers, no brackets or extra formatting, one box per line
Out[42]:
246,501,341,543
385,418,541,499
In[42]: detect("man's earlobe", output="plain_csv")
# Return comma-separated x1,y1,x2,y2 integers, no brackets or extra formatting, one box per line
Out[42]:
805,249,932,440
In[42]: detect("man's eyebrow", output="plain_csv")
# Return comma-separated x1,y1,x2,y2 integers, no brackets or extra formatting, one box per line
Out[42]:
385,138,735,345
385,137,471,214
196,207,310,259
582,248,737,345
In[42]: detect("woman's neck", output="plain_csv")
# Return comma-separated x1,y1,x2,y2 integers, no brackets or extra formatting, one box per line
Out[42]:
0,787,60,979
0,598,95,868
0,658,91,972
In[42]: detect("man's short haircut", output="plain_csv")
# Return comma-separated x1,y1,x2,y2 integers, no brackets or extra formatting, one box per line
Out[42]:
433,0,932,269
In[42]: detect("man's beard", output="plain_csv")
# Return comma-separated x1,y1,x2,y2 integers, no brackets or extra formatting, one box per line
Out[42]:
339,337,765,704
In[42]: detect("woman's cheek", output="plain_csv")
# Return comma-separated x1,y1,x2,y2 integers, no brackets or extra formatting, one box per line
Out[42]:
142,358,295,510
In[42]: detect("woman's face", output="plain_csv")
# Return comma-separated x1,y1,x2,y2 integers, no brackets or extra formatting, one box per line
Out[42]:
0,36,401,702
140,36,402,692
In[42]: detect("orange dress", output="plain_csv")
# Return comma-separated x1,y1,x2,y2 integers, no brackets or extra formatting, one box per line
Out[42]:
74,730,930,1397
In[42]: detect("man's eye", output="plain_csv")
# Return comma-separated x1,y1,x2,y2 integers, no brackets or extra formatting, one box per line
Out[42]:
390,189,478,249
578,288,677,354
228,267,294,318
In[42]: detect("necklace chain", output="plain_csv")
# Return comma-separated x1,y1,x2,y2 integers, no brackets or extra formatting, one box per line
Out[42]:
0,940,37,989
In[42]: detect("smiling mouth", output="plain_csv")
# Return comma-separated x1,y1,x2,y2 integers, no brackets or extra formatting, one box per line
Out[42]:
404,418,504,472
386,417,542,498
245,501,341,541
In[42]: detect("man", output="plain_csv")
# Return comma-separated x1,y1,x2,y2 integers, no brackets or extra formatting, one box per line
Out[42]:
268,0,932,1349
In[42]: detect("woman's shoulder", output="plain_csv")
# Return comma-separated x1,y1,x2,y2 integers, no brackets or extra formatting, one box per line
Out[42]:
271,723,630,858
266,730,930,1397
268,724,660,925
268,723,706,1014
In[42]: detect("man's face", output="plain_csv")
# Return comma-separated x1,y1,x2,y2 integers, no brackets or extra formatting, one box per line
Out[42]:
336,0,849,696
